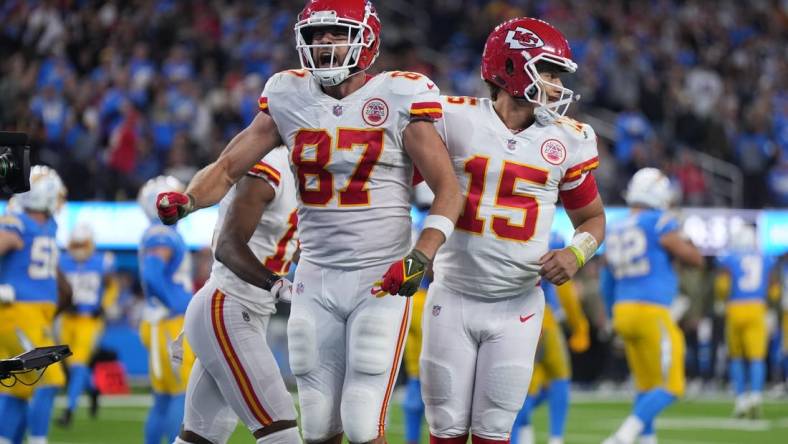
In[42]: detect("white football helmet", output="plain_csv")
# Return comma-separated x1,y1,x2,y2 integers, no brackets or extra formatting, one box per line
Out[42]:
15,165,67,215
68,221,96,261
624,167,673,210
137,175,184,222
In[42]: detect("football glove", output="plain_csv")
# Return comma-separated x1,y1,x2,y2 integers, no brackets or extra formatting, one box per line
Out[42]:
271,277,293,303
0,284,15,304
156,191,194,225
372,249,430,297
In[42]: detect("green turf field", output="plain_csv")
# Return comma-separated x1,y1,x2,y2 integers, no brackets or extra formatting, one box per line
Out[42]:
48,394,788,444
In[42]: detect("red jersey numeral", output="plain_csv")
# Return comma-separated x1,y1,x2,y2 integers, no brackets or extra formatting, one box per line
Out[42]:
456,156,549,242
263,209,298,274
292,128,385,206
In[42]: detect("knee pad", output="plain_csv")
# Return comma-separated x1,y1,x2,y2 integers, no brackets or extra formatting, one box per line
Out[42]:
478,364,531,434
298,388,338,442
287,316,316,376
349,312,398,375
421,360,456,434
259,426,302,444
341,384,380,443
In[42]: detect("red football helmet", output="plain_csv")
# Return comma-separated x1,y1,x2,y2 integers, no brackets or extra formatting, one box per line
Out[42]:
481,17,578,121
295,0,381,86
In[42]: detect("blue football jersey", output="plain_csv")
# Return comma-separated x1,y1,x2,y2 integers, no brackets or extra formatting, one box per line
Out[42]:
542,231,566,313
138,223,192,315
717,252,776,302
60,250,115,314
0,212,59,303
605,209,680,307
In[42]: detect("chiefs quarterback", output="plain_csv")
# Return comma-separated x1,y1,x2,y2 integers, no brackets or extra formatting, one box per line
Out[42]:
157,1,462,444
419,17,606,444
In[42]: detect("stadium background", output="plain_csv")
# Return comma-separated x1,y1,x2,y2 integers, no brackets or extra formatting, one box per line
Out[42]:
1,0,787,442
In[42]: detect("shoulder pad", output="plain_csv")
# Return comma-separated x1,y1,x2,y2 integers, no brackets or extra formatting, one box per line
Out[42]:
386,71,439,96
263,69,310,96
555,116,595,143
0,215,23,230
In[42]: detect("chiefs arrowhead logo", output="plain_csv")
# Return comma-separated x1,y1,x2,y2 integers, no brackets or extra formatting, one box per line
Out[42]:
427,83,435,90
504,27,544,50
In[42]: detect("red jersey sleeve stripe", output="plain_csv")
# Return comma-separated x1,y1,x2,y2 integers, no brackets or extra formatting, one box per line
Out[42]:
410,101,442,110
563,157,600,181
248,162,281,186
258,97,269,114
559,173,599,209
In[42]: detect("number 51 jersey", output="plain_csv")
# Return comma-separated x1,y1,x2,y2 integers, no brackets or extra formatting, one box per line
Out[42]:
260,70,442,270
433,97,599,299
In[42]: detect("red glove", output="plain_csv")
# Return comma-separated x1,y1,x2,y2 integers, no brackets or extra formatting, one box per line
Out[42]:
372,249,430,297
156,192,194,225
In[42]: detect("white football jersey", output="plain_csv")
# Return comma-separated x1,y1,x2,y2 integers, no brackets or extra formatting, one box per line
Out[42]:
433,96,599,299
260,70,442,269
210,146,299,315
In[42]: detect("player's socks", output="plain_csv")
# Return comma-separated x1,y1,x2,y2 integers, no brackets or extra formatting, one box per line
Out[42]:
547,379,569,441
166,394,186,443
547,437,563,444
471,434,507,444
749,360,765,393
66,365,90,412
0,396,27,443
632,393,653,436
729,359,746,396
633,388,676,427
145,393,171,444
610,415,644,444
28,386,58,440
403,379,425,444
430,433,468,444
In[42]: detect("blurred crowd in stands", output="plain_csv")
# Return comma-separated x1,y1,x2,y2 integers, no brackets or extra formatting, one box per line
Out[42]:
1,0,786,207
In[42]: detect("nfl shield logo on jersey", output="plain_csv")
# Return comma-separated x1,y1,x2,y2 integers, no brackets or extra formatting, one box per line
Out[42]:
540,139,567,165
432,305,441,317
296,282,305,295
506,139,517,152
333,105,343,116
362,98,389,127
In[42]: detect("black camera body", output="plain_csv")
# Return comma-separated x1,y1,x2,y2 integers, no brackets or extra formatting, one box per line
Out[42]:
0,345,72,381
0,131,31,194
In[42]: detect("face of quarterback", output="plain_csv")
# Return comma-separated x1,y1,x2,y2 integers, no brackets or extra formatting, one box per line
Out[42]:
311,25,351,69
536,62,565,104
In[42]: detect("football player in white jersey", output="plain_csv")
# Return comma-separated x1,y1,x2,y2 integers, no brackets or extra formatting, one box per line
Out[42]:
155,1,462,443
174,147,300,444
419,18,606,444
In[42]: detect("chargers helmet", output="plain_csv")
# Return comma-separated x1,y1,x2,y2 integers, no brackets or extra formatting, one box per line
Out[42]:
295,0,381,87
481,17,578,123
68,221,96,262
137,175,184,222
14,165,66,215
624,168,674,210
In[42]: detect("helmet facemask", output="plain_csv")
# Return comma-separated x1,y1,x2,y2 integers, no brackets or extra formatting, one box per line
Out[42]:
295,6,377,87
521,54,578,124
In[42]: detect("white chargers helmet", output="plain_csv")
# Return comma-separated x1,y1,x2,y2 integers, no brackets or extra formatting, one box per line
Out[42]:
68,221,96,262
137,175,184,222
624,167,673,210
15,165,67,215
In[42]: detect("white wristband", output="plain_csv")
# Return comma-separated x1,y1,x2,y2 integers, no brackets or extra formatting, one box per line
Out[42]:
423,214,455,241
569,231,599,266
